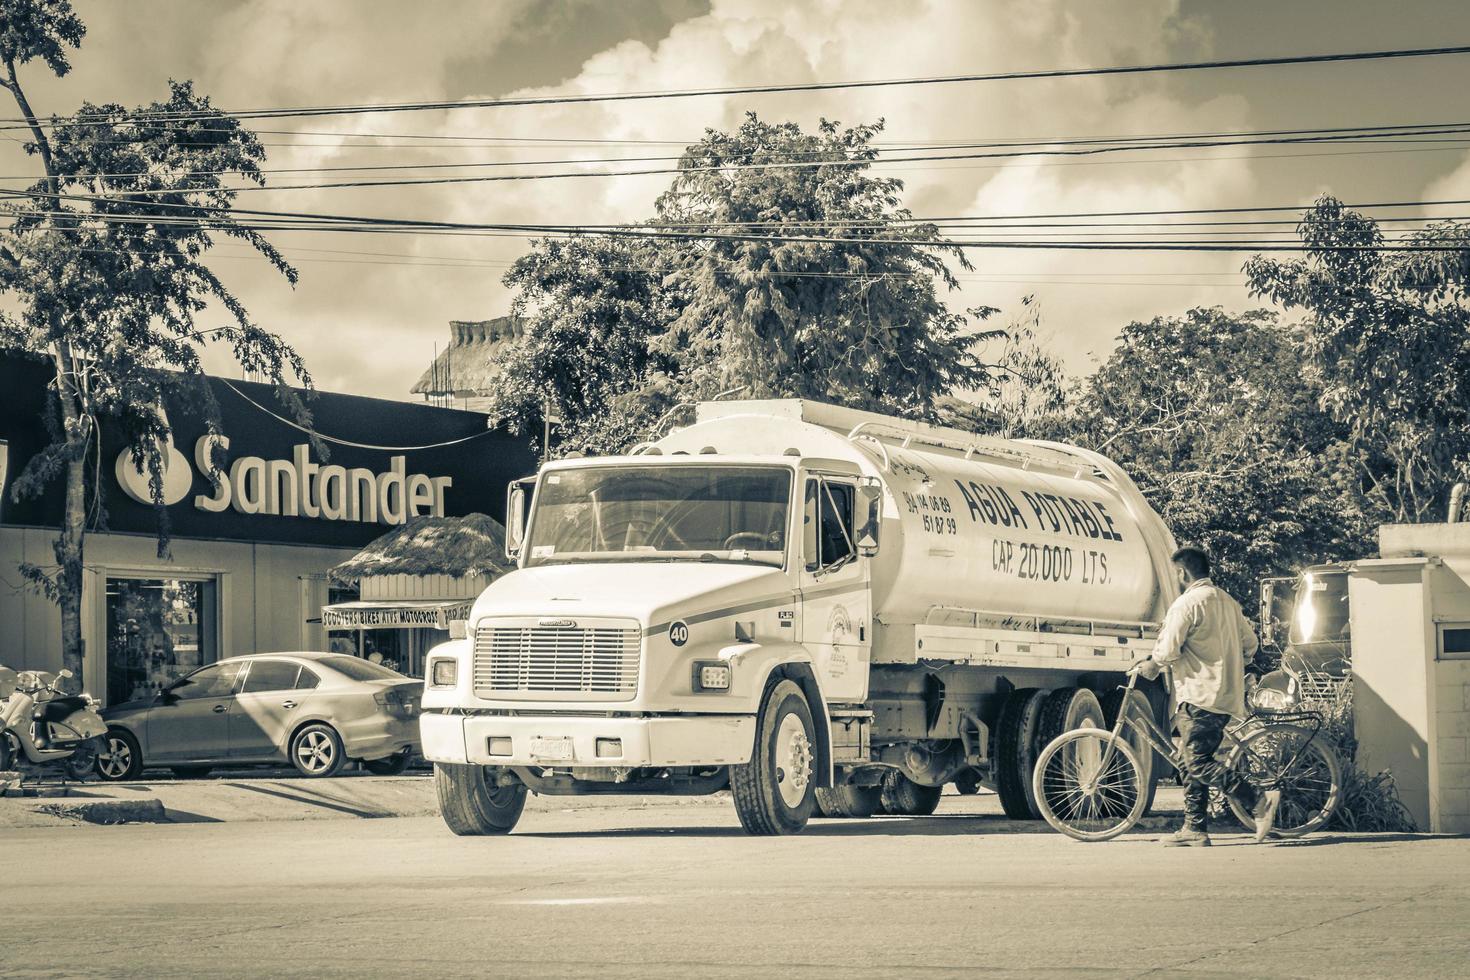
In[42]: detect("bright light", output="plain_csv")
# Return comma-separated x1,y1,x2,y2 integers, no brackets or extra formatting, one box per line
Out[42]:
695,663,731,691
430,659,457,686
1296,573,1318,642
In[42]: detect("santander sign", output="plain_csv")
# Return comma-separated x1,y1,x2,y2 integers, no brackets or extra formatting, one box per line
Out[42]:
116,435,452,526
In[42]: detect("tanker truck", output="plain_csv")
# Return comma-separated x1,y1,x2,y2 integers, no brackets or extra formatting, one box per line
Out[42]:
419,399,1180,835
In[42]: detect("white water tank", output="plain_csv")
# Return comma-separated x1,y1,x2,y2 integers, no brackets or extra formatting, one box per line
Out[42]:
656,400,1178,629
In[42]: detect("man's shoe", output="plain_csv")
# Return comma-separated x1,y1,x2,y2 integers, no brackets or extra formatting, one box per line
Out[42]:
1253,790,1282,843
1163,827,1211,847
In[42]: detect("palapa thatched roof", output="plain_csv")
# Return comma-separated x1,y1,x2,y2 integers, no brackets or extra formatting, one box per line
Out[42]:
411,317,524,396
330,512,513,584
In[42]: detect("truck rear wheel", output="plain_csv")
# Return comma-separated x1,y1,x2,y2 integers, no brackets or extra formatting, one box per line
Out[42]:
731,679,817,835
879,771,942,816
1029,688,1106,818
1100,688,1159,815
814,784,883,818
995,688,1048,819
435,763,527,836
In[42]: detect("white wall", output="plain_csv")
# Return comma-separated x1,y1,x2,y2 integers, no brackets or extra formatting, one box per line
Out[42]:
1348,558,1435,829
0,525,356,703
1355,524,1470,834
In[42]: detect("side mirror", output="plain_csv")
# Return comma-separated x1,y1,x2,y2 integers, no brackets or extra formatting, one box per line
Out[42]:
856,479,882,557
505,476,535,560
1259,580,1277,649
448,619,468,640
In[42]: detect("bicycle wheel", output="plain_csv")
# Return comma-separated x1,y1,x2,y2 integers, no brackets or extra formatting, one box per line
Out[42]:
1226,725,1343,837
1032,728,1147,842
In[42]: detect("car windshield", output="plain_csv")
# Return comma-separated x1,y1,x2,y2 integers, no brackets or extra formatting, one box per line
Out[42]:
323,656,404,682
525,464,790,569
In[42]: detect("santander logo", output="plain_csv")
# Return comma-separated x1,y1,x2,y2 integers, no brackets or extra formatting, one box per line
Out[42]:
114,437,192,507
114,435,452,526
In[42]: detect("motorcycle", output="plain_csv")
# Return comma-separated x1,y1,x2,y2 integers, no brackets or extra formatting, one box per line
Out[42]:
0,665,108,780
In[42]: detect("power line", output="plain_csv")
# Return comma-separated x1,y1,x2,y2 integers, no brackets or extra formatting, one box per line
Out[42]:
6,122,1468,182
216,379,499,450
7,183,1470,226
7,44,1470,130
6,139,1468,196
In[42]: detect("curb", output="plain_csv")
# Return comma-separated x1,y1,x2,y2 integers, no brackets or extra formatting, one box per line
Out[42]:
32,798,169,825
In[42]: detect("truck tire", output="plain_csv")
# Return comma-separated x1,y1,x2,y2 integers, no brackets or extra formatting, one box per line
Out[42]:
815,784,883,818
435,763,528,836
1101,687,1159,815
731,679,818,835
1029,688,1106,818
879,770,942,816
994,688,1048,819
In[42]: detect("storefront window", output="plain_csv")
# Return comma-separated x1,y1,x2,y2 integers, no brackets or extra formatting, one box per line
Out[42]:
106,577,218,705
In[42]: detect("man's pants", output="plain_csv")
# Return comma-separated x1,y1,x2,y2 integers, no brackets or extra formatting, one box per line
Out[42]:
1176,703,1258,831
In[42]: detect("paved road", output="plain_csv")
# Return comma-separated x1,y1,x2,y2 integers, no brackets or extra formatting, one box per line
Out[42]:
2,794,1464,979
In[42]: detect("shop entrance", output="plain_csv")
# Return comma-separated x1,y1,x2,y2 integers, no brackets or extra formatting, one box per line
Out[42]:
104,576,218,705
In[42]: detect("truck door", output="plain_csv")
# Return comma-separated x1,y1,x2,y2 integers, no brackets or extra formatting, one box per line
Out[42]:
798,475,871,702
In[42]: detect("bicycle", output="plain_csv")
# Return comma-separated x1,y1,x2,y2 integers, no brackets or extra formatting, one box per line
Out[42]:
1031,673,1343,842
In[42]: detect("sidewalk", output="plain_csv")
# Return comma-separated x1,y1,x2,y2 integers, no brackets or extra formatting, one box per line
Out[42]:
1,770,1192,829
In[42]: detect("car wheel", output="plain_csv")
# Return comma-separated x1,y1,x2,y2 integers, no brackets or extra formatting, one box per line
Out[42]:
363,753,410,776
96,729,144,782
290,723,345,778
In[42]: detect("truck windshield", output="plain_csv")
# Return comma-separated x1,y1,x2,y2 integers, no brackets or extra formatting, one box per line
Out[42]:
525,465,790,568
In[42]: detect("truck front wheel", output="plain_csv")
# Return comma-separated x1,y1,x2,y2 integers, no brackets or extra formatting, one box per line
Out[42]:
435,763,527,836
731,679,817,835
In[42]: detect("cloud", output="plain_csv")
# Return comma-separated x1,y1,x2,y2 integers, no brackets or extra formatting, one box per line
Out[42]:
12,0,1285,400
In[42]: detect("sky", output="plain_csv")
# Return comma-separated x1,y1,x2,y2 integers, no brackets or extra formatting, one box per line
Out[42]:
4,0,1470,401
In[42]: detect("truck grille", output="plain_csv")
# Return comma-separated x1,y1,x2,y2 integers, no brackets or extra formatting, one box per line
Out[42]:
473,623,640,699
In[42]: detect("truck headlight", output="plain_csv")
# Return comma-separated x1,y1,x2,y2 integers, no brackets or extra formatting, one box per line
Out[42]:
430,659,458,687
692,661,731,692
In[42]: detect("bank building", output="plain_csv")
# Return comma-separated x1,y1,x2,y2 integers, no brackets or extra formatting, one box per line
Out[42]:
0,352,534,705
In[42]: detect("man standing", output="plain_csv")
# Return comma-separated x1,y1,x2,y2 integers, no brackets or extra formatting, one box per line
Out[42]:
1131,546,1281,846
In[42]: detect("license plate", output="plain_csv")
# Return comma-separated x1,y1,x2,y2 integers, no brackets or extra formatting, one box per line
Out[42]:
529,736,575,761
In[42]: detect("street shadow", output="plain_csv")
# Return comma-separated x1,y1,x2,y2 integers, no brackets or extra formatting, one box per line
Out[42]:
1264,832,1461,847
517,814,1180,840
162,809,223,823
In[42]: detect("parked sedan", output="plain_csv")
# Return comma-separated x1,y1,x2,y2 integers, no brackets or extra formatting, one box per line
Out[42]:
95,652,422,781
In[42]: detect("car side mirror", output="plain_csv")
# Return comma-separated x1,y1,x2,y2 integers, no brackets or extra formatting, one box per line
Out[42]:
856,479,882,557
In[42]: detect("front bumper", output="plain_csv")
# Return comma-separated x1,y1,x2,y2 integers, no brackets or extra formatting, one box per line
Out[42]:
419,712,755,768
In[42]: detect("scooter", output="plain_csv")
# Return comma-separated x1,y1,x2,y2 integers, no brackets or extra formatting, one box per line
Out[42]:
0,665,108,780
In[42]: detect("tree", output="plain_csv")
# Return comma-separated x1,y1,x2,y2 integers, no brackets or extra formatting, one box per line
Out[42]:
489,114,998,450
1244,196,1470,523
1072,307,1369,605
937,295,1072,440
654,115,992,415
492,235,685,455
0,1,307,681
